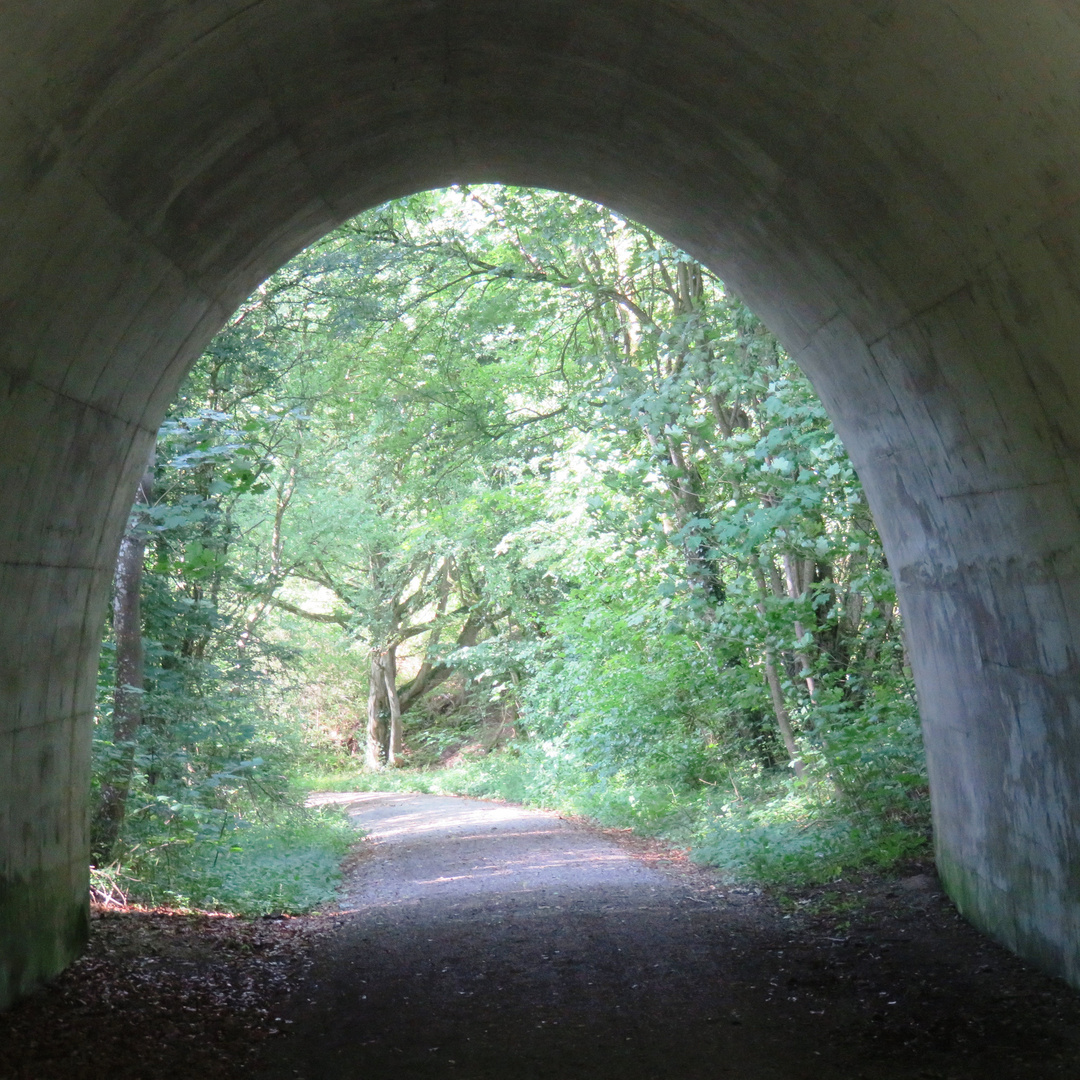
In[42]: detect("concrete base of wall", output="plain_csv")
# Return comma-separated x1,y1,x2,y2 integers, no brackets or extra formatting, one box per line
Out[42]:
0,865,89,1011
939,848,1080,990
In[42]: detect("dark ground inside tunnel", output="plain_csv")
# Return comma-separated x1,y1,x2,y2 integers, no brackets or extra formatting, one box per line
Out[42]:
2,798,1080,1079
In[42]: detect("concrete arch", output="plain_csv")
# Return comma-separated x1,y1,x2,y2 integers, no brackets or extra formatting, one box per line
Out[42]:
3,0,1080,1005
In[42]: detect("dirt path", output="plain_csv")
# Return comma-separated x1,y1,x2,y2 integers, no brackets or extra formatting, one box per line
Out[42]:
264,793,1080,1080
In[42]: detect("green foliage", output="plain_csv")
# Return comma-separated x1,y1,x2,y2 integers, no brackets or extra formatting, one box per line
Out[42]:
91,299,347,912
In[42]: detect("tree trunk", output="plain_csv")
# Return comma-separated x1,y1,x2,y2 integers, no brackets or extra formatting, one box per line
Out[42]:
397,609,484,713
238,448,299,653
762,649,805,779
382,647,404,767
641,425,722,604
754,566,805,778
366,651,389,769
782,553,818,703
93,454,154,861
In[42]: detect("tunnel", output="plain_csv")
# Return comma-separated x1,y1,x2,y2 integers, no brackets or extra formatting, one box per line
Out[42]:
3,0,1080,1007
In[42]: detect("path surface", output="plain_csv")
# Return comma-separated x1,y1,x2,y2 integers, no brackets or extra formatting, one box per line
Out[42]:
266,793,1080,1080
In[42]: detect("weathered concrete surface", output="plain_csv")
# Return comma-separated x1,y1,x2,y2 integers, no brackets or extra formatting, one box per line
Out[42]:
3,0,1080,1003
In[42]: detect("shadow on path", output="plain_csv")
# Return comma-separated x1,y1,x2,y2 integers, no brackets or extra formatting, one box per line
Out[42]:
268,793,1080,1080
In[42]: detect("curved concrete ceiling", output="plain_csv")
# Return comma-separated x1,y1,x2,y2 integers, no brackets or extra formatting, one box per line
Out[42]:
3,0,1080,1003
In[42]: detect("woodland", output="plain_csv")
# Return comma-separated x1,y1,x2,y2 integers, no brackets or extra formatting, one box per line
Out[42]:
89,186,929,913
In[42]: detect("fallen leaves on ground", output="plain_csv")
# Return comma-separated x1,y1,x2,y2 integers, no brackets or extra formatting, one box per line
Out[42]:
0,904,338,1080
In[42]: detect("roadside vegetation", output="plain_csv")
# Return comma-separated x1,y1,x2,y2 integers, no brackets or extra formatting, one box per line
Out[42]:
90,186,929,913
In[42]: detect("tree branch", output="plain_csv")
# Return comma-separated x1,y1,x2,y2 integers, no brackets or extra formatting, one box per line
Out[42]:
266,595,350,626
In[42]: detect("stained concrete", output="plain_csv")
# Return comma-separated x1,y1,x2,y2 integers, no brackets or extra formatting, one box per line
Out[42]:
3,0,1080,1004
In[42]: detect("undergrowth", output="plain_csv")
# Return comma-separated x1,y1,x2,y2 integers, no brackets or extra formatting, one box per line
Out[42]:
95,801,356,915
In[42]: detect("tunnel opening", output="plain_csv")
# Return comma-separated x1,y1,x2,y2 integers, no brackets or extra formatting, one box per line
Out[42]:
87,182,925,922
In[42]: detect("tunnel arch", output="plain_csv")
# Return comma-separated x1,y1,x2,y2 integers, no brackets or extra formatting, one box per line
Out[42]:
4,0,1080,1004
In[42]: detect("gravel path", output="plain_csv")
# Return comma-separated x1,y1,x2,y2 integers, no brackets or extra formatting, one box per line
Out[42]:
266,793,1080,1080
317,791,675,909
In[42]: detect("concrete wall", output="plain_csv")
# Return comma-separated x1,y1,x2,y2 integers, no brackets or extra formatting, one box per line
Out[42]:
3,0,1080,1003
